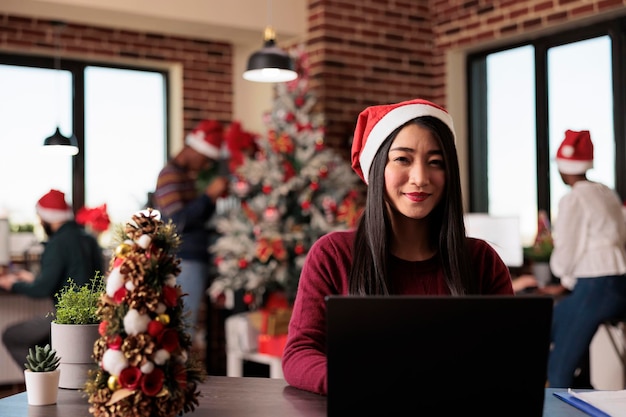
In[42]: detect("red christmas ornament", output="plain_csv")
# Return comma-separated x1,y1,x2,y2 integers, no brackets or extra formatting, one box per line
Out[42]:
294,243,306,255
309,180,319,191
262,184,272,194
301,200,311,211
238,258,248,269
243,292,255,305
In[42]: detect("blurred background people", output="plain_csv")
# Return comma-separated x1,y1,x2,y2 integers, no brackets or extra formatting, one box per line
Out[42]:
153,120,229,345
0,189,104,367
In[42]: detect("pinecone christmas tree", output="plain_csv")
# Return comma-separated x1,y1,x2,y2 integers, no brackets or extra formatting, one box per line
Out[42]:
85,208,205,417
209,45,364,307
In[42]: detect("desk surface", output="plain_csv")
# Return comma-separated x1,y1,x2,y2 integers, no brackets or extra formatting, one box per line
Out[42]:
0,376,590,417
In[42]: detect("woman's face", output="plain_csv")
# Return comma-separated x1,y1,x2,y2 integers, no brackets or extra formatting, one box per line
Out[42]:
384,123,445,220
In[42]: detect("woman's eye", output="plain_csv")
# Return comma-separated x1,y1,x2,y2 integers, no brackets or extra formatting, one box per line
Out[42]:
393,156,410,163
429,159,444,167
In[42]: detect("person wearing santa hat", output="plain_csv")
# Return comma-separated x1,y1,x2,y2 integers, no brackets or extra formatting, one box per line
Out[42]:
281,98,514,396
0,189,104,368
153,119,229,343
547,129,626,388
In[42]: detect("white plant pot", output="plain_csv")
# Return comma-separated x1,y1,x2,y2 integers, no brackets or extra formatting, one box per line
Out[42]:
24,369,60,405
50,322,100,389
532,262,553,288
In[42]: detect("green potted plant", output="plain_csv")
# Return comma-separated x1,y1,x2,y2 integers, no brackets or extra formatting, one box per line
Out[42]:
23,343,61,405
50,273,104,389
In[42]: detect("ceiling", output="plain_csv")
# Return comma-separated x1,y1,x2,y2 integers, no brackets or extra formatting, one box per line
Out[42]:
0,0,308,47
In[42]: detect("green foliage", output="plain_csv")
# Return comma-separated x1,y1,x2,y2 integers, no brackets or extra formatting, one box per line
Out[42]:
10,223,34,233
53,273,105,324
24,343,60,372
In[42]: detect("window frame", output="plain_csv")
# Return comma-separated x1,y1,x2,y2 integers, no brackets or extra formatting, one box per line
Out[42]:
0,52,170,214
467,17,626,219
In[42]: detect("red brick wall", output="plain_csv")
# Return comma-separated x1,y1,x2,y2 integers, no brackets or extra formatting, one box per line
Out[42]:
0,14,233,135
306,0,626,156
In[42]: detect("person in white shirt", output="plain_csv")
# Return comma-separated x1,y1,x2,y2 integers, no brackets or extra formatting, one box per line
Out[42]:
548,129,626,388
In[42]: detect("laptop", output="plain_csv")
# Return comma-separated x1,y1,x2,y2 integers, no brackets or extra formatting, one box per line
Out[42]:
326,295,553,416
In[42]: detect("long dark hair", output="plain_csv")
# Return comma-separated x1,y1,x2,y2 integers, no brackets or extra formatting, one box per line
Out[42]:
348,116,476,295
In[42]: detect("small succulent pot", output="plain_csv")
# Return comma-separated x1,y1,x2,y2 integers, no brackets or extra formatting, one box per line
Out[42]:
23,344,61,406
24,369,61,405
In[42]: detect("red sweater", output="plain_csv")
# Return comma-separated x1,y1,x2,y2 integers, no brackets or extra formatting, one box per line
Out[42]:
281,230,514,395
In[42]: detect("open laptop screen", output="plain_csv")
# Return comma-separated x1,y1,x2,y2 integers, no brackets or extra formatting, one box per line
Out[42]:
326,295,553,416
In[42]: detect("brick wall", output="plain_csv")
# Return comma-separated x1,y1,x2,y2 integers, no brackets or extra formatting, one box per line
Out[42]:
0,14,233,135
306,0,626,156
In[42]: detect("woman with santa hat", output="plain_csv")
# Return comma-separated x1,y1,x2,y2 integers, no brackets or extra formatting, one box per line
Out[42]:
281,98,514,396
548,129,626,388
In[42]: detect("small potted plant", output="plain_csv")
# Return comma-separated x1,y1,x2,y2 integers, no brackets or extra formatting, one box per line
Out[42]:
523,210,554,287
24,343,61,405
50,273,105,389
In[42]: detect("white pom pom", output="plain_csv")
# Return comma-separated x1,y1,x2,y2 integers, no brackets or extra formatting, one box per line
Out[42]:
102,349,128,376
153,349,170,365
561,145,575,158
125,280,136,291
165,274,177,287
156,303,167,314
106,267,124,297
136,234,151,249
123,309,151,336
141,361,155,374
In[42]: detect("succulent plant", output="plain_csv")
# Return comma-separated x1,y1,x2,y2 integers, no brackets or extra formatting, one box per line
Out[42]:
24,344,61,372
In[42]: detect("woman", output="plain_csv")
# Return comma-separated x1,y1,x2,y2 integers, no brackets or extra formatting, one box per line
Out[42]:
548,129,626,388
281,98,514,395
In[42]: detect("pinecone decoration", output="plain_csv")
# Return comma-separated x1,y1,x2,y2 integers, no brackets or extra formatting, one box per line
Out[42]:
85,208,205,417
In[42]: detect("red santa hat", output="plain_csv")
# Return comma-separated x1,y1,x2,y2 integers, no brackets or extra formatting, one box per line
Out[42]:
185,120,224,160
556,129,594,175
351,98,456,184
36,189,73,223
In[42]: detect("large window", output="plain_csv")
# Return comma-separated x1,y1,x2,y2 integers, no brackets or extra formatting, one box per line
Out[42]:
0,54,167,236
468,18,626,246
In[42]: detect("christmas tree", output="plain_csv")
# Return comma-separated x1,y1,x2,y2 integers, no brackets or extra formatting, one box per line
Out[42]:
85,209,205,417
209,46,363,307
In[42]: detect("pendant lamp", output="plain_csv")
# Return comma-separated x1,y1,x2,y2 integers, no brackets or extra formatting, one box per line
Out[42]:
43,21,79,156
242,0,297,83
43,127,79,156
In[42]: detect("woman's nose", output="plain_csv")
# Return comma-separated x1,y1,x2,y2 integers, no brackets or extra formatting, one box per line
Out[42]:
409,162,429,186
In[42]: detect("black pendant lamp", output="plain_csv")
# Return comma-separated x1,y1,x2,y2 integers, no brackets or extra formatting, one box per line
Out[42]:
43,21,79,156
43,127,79,156
243,0,297,83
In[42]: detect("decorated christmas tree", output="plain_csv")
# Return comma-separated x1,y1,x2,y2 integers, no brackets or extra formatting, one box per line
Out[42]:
208,46,364,308
85,208,205,417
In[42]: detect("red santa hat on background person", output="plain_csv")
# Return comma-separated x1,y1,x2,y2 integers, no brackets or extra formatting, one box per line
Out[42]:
185,119,224,160
555,129,594,175
351,98,456,184
36,189,73,223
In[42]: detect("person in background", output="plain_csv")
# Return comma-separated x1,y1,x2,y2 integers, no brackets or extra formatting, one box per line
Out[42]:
0,189,104,367
152,120,229,342
282,98,514,395
548,129,626,388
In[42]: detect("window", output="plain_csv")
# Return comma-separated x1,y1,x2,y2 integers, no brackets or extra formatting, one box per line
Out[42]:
0,54,167,234
468,18,626,246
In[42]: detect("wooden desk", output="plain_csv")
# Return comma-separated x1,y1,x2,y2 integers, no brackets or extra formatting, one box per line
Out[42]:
0,377,597,417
